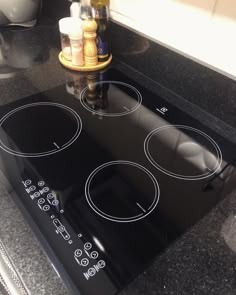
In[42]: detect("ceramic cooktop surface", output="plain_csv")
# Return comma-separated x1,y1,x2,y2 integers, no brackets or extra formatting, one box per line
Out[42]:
0,68,235,295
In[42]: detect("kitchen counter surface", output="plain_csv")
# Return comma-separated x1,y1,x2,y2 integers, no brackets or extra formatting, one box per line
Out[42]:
0,3,236,295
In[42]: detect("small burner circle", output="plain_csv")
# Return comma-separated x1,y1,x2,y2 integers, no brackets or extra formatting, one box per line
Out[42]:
85,160,160,223
80,81,142,117
144,125,222,180
0,102,82,157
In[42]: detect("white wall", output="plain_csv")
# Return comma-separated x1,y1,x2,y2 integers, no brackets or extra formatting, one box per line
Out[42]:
110,0,236,80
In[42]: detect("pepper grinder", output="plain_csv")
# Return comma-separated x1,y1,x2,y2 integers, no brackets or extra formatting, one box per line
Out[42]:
82,19,98,67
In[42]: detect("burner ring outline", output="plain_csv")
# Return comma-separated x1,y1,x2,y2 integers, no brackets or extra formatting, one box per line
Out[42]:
144,125,222,180
85,160,160,223
0,102,82,157
80,81,142,117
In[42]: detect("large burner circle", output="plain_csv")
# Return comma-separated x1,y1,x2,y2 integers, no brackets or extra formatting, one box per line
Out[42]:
144,125,222,180
0,102,82,157
80,81,142,117
85,161,160,223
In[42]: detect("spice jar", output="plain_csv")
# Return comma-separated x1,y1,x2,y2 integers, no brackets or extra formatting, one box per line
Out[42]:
59,17,76,60
69,21,84,67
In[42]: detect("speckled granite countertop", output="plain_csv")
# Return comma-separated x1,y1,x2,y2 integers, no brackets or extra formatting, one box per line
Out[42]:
0,2,236,294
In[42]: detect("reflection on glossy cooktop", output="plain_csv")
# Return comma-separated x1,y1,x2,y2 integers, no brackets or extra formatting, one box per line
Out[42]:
0,68,235,295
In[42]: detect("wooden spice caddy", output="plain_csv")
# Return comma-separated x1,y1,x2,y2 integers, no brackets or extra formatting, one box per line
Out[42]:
58,52,112,72
59,19,112,72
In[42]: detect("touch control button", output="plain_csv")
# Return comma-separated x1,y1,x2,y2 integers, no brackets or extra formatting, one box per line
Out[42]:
38,198,45,205
34,192,41,198
52,200,59,206
42,205,50,211
84,243,92,251
47,193,55,199
74,249,83,257
81,258,89,267
83,260,106,281
53,219,71,241
90,251,99,259
38,181,45,187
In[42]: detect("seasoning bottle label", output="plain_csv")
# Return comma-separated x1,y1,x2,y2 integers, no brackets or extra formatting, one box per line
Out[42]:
97,36,109,58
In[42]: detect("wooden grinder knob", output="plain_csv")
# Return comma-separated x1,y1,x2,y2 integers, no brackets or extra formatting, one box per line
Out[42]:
82,19,98,67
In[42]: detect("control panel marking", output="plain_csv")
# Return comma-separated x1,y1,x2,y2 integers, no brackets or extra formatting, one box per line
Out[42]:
22,178,106,281
123,106,130,111
83,260,106,280
53,218,70,241
156,107,168,115
136,202,147,213
53,142,60,149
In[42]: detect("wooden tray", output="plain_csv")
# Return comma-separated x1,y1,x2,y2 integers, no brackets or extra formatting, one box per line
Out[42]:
58,51,112,72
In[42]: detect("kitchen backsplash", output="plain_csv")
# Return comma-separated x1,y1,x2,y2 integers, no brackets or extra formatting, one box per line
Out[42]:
41,0,236,126
110,21,236,133
110,0,236,80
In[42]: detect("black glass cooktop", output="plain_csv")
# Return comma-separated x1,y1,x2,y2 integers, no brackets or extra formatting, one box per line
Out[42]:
0,68,236,295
